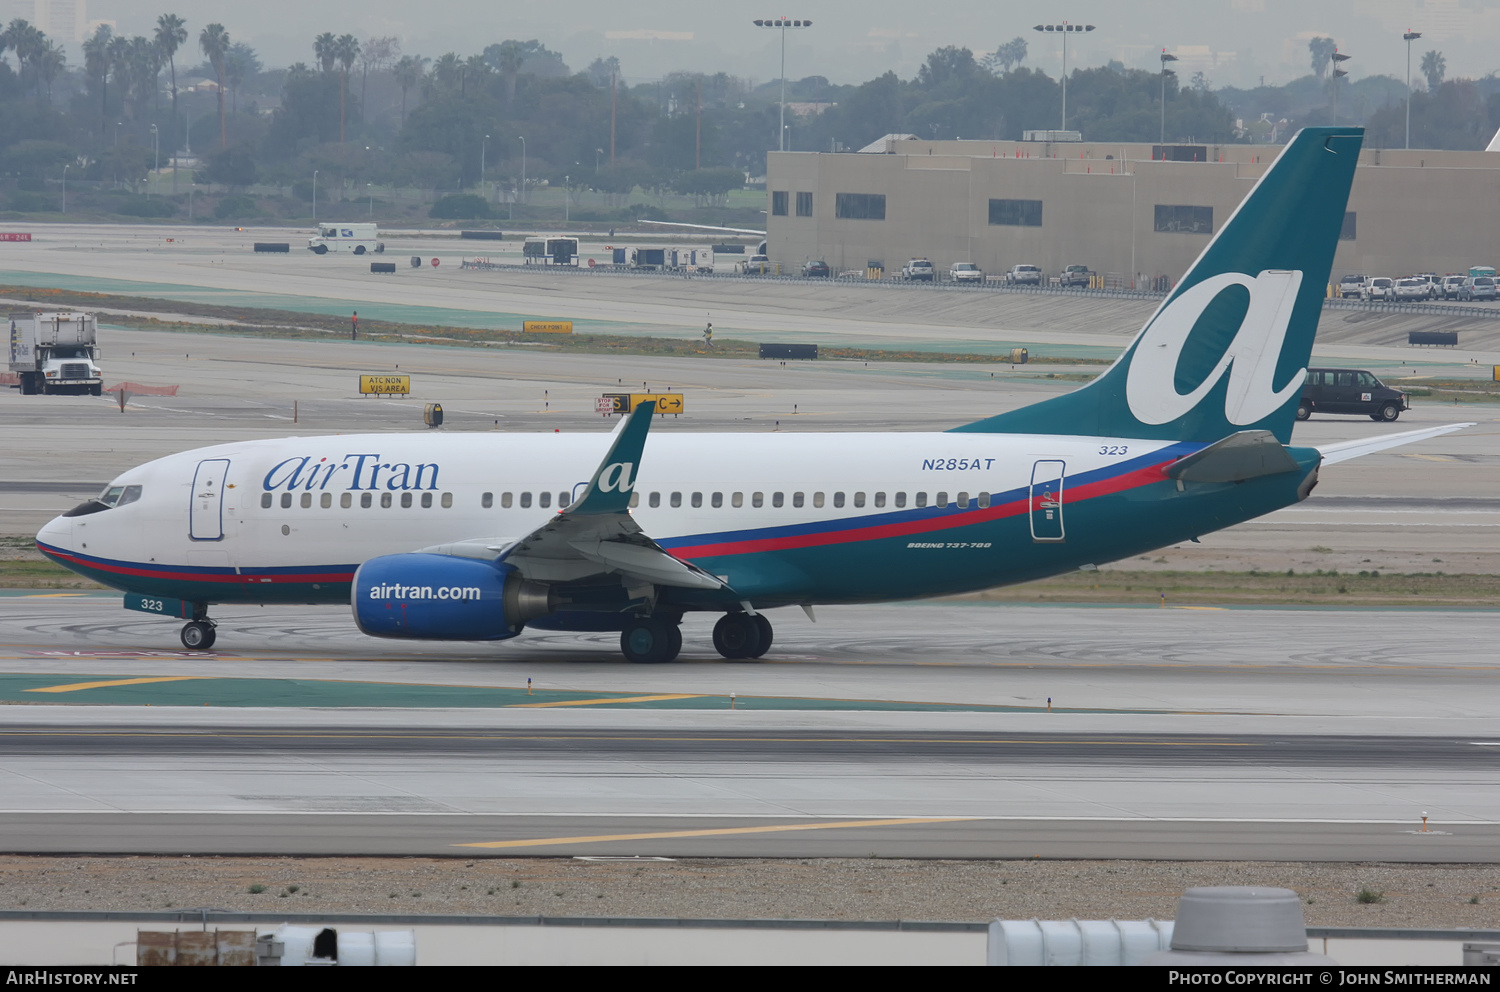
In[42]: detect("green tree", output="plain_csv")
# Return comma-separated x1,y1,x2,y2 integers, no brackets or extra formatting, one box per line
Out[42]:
198,22,229,147
1421,50,1446,91
982,37,1028,75
1309,37,1336,81
313,33,336,74
82,24,112,133
393,55,426,126
154,14,187,156
335,34,359,141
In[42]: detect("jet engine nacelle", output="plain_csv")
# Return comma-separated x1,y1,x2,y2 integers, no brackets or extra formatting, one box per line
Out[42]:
352,553,555,640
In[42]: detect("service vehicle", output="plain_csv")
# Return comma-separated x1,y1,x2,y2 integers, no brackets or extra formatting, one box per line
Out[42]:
523,237,580,265
1004,264,1043,286
1459,276,1497,302
901,259,935,281
1441,274,1467,299
1362,276,1394,300
307,223,385,255
1058,264,1093,288
34,128,1472,665
1414,273,1441,299
7,310,103,396
948,262,983,283
1470,265,1497,280
801,259,830,278
1298,368,1409,422
1393,277,1430,300
742,254,772,275
1337,274,1366,298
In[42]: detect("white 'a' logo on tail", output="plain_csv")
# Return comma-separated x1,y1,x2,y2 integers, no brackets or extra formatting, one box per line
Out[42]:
1125,270,1304,425
597,461,636,492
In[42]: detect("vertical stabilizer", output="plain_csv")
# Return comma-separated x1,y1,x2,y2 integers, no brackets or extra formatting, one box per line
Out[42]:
954,127,1364,443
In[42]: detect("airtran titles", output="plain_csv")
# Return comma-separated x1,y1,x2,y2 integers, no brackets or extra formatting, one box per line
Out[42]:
262,454,441,493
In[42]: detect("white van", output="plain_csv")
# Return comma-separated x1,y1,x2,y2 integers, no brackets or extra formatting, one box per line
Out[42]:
308,223,385,255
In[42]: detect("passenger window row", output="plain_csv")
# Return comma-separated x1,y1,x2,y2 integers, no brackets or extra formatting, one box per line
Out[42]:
262,491,455,510
475,491,996,510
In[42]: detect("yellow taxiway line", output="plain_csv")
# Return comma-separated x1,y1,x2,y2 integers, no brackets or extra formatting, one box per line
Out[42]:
458,816,974,850
508,693,705,709
24,676,208,694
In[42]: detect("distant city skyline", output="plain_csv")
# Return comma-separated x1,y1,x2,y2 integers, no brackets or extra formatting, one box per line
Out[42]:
59,2,1500,90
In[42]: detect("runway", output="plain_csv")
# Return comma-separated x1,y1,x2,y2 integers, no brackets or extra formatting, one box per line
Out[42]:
0,721,1496,860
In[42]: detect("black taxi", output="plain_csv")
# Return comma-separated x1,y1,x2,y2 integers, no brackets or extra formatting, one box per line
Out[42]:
1297,368,1410,422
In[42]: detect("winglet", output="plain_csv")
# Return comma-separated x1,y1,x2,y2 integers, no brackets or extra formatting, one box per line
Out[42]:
565,401,656,515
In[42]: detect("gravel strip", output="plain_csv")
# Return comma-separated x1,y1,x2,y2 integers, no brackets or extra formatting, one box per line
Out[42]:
2,857,1499,928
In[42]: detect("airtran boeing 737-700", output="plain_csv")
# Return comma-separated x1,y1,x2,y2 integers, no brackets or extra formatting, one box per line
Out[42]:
35,127,1470,662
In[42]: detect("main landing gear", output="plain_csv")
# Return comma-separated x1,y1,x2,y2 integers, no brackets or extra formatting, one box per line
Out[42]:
712,612,772,661
617,611,775,663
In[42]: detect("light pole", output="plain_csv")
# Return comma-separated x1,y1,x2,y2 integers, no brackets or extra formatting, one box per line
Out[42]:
367,183,373,218
312,169,318,223
517,135,525,205
149,124,159,197
114,121,122,147
1160,51,1178,143
753,18,812,153
61,164,67,214
1331,48,1350,124
564,174,569,223
481,134,489,202
595,148,603,173
1033,22,1096,132
1404,30,1421,149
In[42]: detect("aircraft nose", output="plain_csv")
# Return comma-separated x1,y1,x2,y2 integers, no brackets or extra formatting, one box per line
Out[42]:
36,515,74,555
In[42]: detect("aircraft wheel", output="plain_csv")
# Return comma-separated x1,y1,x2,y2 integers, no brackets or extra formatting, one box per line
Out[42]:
181,621,216,650
712,612,762,660
1295,402,1311,421
621,617,677,664
750,614,773,658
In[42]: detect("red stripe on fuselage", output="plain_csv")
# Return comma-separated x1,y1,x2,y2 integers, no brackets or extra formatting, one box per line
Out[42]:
39,545,354,585
667,460,1171,559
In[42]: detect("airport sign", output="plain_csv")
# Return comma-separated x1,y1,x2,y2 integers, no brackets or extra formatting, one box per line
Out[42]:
359,374,411,396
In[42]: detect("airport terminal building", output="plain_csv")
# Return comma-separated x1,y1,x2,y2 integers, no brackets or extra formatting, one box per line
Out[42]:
764,137,1500,286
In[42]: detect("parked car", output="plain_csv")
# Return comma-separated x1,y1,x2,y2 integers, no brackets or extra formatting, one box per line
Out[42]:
743,254,772,275
1004,264,1043,286
1362,277,1395,301
802,259,830,278
1337,274,1366,299
1058,264,1093,288
1298,368,1409,422
1441,274,1468,299
948,262,983,283
901,258,935,281
1414,273,1441,299
1393,277,1430,300
1459,276,1497,301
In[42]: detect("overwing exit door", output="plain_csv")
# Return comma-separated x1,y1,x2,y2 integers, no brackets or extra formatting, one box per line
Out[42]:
1029,460,1066,542
190,458,230,541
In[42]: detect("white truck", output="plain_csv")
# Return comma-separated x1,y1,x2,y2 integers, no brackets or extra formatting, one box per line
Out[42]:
8,310,103,396
307,223,385,255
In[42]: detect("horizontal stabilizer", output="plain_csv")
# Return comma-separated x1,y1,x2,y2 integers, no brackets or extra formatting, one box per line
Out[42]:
1166,430,1301,483
1317,423,1474,466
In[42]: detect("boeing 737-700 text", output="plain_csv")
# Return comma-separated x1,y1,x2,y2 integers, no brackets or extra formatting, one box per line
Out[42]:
35,127,1470,662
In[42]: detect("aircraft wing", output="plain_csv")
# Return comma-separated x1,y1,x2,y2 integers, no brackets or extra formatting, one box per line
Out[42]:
1316,422,1474,466
420,402,726,591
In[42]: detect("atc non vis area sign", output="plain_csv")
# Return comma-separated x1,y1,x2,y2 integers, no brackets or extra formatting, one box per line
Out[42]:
359,374,411,396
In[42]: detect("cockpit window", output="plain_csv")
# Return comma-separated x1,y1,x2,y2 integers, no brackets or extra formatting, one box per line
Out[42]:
63,484,142,517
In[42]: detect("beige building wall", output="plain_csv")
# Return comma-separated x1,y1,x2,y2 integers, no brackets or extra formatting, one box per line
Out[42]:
766,138,1500,284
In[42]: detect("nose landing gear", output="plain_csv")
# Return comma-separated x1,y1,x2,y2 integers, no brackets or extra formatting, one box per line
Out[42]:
180,619,217,650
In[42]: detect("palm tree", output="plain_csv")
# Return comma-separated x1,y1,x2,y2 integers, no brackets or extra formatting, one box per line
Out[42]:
154,13,187,165
83,24,112,133
335,33,360,142
3,19,45,99
106,33,130,118
313,32,336,74
494,40,524,108
35,38,64,102
1420,50,1446,92
198,22,229,148
393,54,426,126
126,35,161,120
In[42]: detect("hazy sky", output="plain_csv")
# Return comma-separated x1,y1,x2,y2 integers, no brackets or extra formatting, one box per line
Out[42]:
89,1,1500,90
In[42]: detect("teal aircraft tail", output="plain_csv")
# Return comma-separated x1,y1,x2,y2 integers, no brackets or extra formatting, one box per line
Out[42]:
954,126,1363,443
